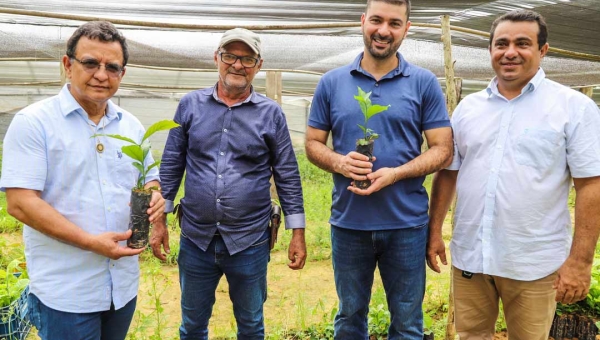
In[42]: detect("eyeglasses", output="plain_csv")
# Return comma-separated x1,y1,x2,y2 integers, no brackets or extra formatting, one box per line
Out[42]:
70,57,124,78
218,52,260,68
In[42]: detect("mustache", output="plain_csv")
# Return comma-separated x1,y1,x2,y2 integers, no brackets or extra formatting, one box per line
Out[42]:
372,34,392,43
227,67,246,75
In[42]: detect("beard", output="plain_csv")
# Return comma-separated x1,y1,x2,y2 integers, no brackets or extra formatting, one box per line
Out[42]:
221,68,250,90
363,33,402,60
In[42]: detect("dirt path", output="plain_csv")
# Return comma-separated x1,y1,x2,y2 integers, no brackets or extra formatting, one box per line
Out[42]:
135,251,338,339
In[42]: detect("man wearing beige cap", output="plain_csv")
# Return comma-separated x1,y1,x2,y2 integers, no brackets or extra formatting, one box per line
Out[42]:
151,28,307,339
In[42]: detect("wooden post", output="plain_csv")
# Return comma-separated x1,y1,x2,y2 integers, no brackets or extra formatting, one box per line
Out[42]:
580,86,594,98
266,71,283,202
441,14,458,340
266,70,282,105
442,15,458,116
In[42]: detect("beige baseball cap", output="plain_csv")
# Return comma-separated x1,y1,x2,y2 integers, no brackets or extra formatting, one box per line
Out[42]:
219,28,262,56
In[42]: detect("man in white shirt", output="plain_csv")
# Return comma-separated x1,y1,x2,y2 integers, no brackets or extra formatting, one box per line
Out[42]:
427,9,600,339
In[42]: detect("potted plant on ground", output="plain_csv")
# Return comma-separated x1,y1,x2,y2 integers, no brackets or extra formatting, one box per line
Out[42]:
0,258,30,339
354,86,390,189
549,258,600,339
94,119,179,249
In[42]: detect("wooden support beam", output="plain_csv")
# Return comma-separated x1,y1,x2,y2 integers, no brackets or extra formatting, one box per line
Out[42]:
442,15,458,117
266,70,282,105
441,14,458,340
580,86,594,98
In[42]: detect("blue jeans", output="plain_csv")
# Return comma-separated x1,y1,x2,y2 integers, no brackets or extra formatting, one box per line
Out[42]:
331,224,427,340
28,293,136,340
178,230,270,340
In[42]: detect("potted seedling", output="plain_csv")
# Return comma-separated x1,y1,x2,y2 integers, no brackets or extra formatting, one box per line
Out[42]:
94,120,179,249
0,259,30,339
354,86,390,189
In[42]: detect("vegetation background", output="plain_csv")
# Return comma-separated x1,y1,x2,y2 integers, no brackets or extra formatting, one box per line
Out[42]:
0,148,584,340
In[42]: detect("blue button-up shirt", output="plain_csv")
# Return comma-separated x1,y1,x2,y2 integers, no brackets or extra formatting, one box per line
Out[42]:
0,85,159,312
160,85,305,255
449,69,600,280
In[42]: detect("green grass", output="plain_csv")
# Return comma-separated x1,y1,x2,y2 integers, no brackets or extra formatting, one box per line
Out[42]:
0,192,22,233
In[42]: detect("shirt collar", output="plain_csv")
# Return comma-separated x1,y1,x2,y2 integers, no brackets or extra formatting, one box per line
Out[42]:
350,51,411,79
58,84,122,121
486,68,546,98
210,83,262,106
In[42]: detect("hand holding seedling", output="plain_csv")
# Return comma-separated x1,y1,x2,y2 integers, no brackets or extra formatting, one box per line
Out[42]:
88,230,145,260
348,166,396,196
146,186,165,223
335,151,375,182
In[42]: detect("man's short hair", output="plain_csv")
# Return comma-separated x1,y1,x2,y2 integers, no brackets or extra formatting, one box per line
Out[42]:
365,0,411,21
489,10,548,50
66,21,129,66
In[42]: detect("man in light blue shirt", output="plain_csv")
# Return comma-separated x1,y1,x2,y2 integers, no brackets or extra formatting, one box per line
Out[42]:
427,10,600,339
0,21,164,340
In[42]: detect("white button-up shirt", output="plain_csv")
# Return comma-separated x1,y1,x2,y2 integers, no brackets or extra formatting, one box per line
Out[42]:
0,85,159,312
448,69,600,281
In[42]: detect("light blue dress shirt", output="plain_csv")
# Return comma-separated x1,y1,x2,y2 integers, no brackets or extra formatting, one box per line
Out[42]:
0,85,158,312
449,69,600,281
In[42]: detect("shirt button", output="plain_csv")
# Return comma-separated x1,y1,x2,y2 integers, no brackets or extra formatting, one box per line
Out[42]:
107,207,111,212
375,83,379,87
487,193,494,197
217,199,221,203
223,129,228,132
218,175,223,179
103,180,106,185
216,222,220,226
220,152,224,156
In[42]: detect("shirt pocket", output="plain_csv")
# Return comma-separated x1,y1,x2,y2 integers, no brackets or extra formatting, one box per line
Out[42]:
515,129,561,169
112,152,138,189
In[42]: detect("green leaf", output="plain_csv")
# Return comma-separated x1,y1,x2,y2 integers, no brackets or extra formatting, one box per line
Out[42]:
147,160,161,172
92,133,137,145
366,104,391,120
353,95,366,104
122,145,144,163
357,86,368,99
357,124,367,134
132,161,144,174
141,139,151,163
142,120,180,143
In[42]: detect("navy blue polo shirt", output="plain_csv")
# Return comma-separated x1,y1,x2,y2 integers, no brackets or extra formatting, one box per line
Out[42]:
308,52,450,230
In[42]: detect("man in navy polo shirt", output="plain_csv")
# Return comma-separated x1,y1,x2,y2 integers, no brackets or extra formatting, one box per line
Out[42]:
305,0,452,338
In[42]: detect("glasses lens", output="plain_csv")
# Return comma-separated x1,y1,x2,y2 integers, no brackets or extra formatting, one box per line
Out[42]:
221,53,237,65
240,57,257,68
80,59,101,70
105,63,123,75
